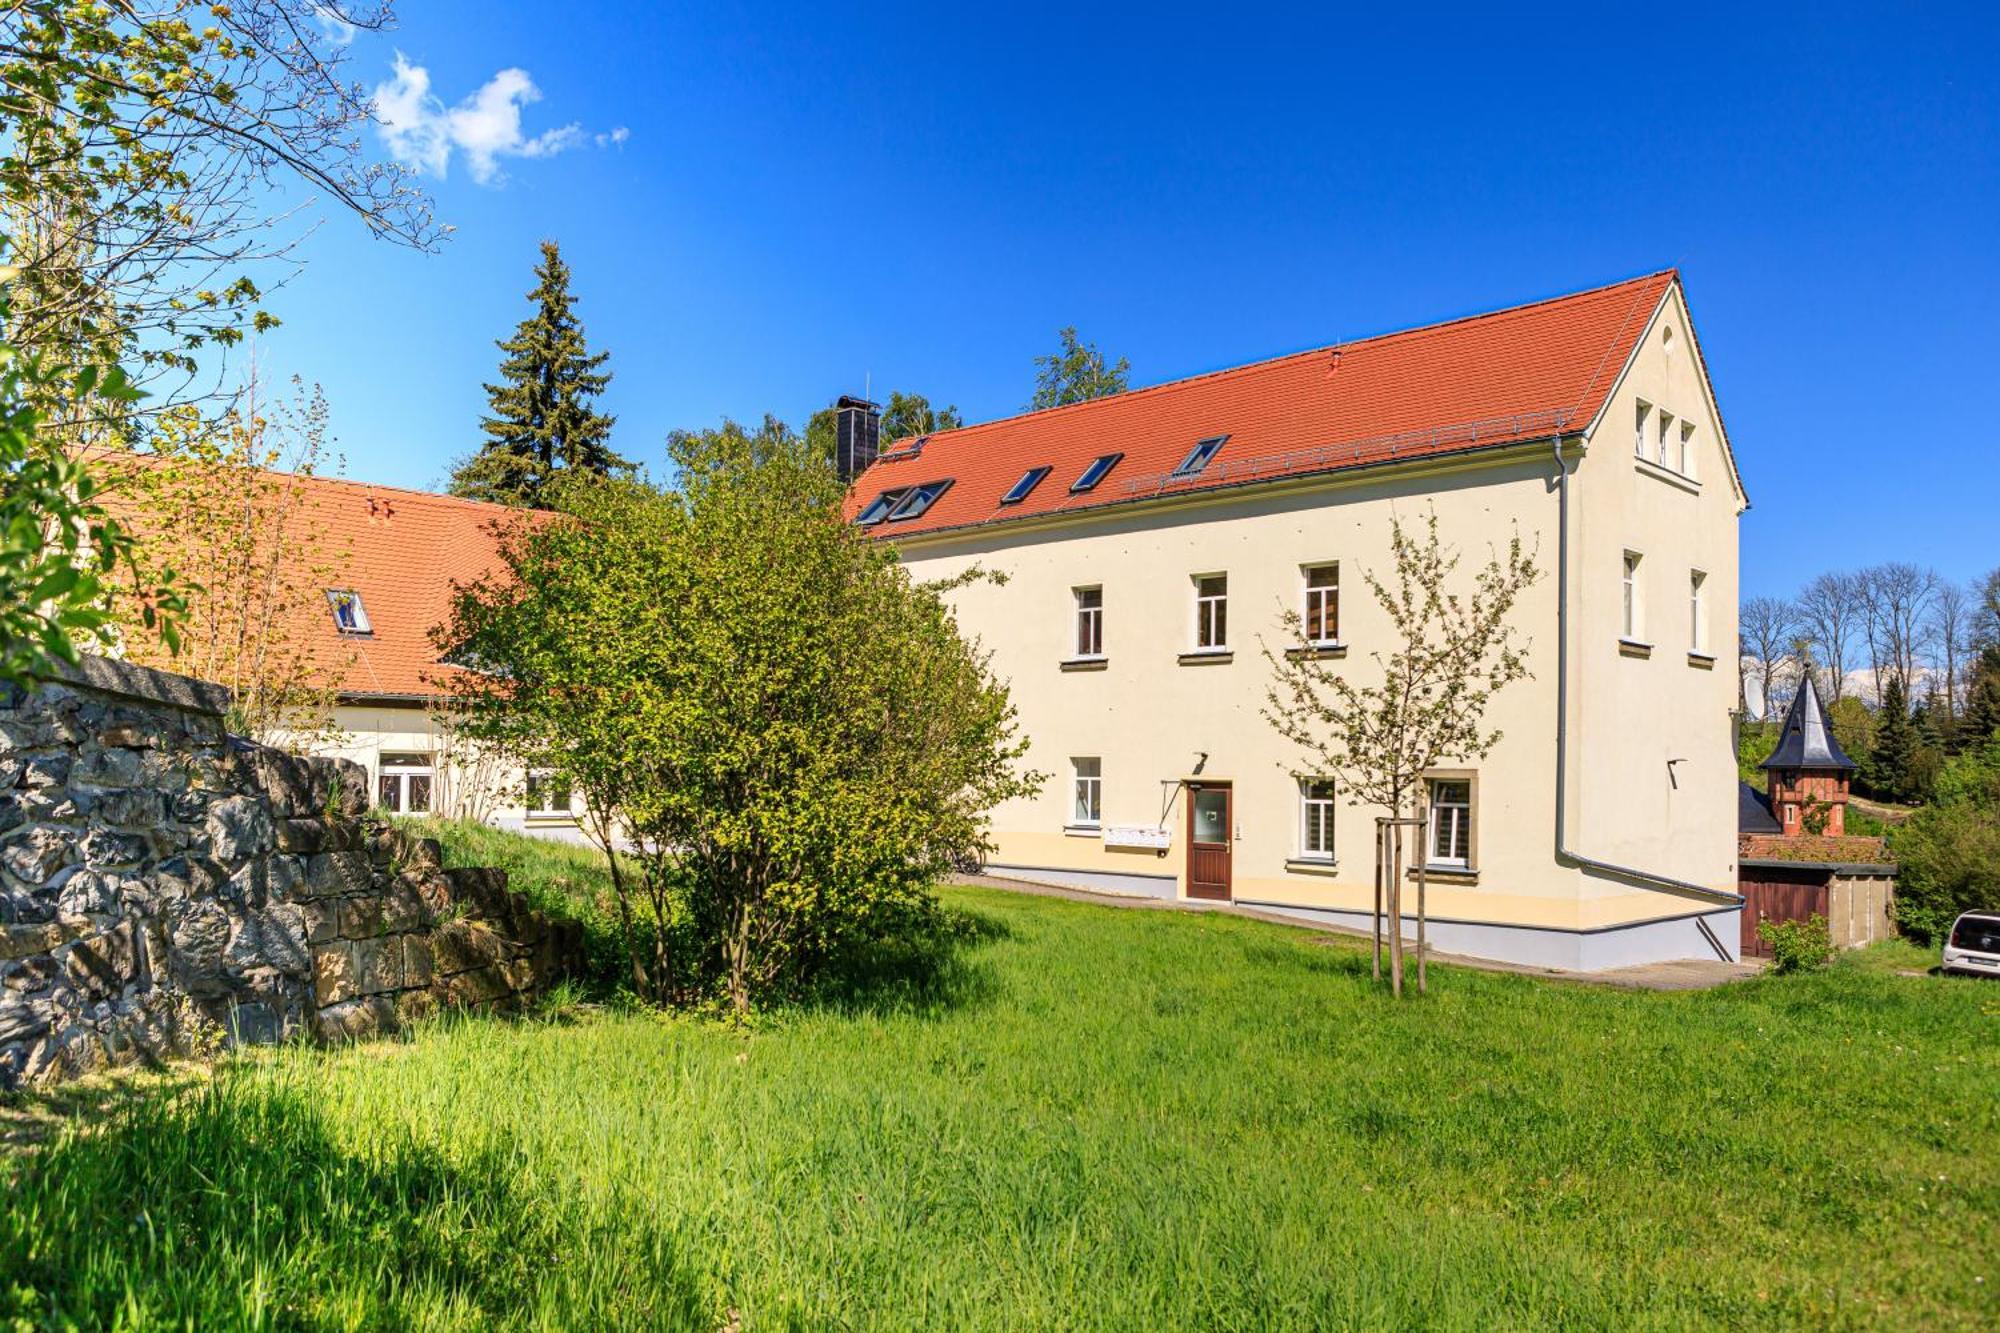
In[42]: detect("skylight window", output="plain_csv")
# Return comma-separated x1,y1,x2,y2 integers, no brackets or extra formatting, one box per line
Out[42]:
1070,452,1123,493
886,479,953,521
855,488,909,525
1001,466,1052,505
326,589,371,635
1171,435,1229,478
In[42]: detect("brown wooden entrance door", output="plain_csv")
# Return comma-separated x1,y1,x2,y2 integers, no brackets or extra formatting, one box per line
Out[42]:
1739,869,1829,958
1186,782,1232,900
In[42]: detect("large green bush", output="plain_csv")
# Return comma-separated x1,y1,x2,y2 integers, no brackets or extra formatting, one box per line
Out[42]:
1756,913,1831,974
1890,737,2000,944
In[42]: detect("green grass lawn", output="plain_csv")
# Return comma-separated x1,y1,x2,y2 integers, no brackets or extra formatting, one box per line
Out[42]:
4,830,1996,1330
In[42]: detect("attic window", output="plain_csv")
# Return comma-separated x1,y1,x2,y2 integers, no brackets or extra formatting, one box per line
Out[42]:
1171,435,1229,478
856,489,909,525
1070,452,1123,493
886,479,953,521
326,589,371,635
1001,466,1052,505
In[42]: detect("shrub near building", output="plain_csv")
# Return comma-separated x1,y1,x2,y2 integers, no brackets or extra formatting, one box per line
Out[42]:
441,420,1040,1014
1891,735,2000,945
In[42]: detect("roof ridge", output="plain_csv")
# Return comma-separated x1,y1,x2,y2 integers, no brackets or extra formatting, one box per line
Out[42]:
908,268,1679,452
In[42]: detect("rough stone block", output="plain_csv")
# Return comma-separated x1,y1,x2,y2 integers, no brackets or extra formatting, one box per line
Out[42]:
313,936,401,1006
402,934,435,989
76,786,166,828
62,921,138,1000
224,905,309,978
166,899,233,997
81,828,149,870
314,995,396,1043
206,795,275,864
431,919,511,975
1,826,72,887
302,900,338,945
302,851,373,900
275,817,358,855
242,747,318,819
71,746,142,787
438,965,512,1007
338,896,388,940
22,753,73,788
394,988,438,1024
3,920,78,961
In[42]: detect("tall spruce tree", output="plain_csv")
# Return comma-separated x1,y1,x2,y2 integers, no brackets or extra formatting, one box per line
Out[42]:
1871,675,1918,802
450,241,629,508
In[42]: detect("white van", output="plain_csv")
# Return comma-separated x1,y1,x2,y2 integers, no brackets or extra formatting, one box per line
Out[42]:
1941,912,2000,977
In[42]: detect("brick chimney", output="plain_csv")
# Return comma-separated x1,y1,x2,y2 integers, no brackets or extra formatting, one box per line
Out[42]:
834,396,880,484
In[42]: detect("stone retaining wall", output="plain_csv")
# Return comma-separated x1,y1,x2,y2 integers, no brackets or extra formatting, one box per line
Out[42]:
0,658,580,1090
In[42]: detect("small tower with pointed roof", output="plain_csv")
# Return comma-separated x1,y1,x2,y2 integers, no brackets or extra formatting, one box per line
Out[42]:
1761,674,1858,836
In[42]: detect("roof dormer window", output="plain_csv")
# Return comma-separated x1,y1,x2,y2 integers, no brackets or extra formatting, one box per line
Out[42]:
856,488,909,525
886,479,953,521
1171,435,1229,478
1001,466,1052,505
326,589,371,635
1071,453,1123,493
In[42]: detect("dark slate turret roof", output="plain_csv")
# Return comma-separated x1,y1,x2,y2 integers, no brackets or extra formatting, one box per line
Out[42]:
1761,674,1857,772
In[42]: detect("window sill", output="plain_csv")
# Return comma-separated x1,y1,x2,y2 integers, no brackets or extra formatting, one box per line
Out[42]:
1284,642,1348,661
1687,650,1716,669
1059,656,1108,672
1634,457,1701,494
1063,824,1102,838
1178,649,1234,665
1618,638,1653,658
1284,857,1340,877
1407,864,1478,885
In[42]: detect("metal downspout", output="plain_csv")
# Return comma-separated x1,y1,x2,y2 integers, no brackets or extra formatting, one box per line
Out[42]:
1549,437,1742,959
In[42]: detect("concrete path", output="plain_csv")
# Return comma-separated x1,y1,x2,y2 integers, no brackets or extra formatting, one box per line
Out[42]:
948,872,1765,992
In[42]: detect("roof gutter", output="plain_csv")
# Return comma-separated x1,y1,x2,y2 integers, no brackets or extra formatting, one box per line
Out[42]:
1549,436,1744,943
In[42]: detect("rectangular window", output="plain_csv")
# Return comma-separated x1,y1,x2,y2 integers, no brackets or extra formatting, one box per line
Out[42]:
1428,779,1472,868
1680,421,1696,478
1689,570,1707,652
1172,435,1228,478
1070,453,1123,493
1635,401,1651,458
1072,757,1102,826
1074,586,1103,657
1300,779,1336,860
326,589,371,635
378,752,434,815
1001,466,1052,505
1657,410,1674,466
525,770,571,817
1622,551,1643,640
1194,574,1228,649
1303,564,1339,643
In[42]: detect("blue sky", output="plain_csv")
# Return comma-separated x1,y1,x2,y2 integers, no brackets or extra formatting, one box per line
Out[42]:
256,2,1998,599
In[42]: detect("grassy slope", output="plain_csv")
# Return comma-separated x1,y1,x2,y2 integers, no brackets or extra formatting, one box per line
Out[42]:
3,830,1996,1330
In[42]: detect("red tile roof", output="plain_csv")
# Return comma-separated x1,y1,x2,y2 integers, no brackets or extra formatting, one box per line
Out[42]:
845,270,1677,538
102,463,528,702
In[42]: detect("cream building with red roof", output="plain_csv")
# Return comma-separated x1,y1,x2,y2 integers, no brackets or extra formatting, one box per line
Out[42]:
844,270,1749,968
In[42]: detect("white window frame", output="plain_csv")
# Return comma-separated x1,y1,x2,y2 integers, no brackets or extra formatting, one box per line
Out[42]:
1657,410,1675,467
1302,563,1340,646
1299,778,1336,861
1679,420,1696,479
1071,757,1102,827
1193,573,1229,651
1634,401,1651,458
1427,778,1472,869
1073,586,1104,659
1689,569,1707,654
326,588,371,635
1622,550,1644,642
378,752,435,814
525,770,573,819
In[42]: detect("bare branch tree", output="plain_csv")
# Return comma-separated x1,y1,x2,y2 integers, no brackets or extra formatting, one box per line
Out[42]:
1928,579,1976,723
1860,562,1940,700
1795,571,1864,701
1738,595,1798,720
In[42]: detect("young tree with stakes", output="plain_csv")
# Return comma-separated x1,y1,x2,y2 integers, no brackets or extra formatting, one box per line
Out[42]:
1263,511,1539,996
449,240,631,508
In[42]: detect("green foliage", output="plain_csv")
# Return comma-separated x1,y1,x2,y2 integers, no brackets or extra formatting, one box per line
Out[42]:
449,241,630,508
4,892,1993,1326
0,1,434,410
440,421,1039,1014
1756,912,1832,973
1028,325,1130,410
0,318,180,685
1961,644,2000,748
1737,720,1778,786
1866,676,1932,803
1891,736,2000,944
804,389,963,463
1826,693,1877,770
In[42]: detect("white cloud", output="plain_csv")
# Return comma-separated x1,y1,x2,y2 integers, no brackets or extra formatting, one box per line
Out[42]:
310,3,357,46
372,54,618,186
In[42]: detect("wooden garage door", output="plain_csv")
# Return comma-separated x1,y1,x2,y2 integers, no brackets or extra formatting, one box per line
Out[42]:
1739,869,1829,958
